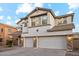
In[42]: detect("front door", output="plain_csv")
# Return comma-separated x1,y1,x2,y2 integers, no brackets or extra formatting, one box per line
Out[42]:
33,37,37,48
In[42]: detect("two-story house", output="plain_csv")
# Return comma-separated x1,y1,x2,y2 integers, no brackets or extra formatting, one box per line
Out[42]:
17,7,75,49
0,23,17,47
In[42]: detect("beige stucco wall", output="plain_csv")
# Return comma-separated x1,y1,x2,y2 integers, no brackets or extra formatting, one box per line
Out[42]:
28,17,31,27
47,12,55,27
22,30,72,38
67,16,72,24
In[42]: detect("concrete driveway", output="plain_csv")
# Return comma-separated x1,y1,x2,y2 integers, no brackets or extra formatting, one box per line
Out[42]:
0,48,66,56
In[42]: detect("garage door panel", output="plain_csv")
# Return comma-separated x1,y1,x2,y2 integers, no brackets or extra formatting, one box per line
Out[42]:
25,38,33,47
38,36,67,49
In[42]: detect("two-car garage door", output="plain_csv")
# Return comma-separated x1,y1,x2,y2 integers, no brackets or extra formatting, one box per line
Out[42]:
38,36,67,49
24,36,67,49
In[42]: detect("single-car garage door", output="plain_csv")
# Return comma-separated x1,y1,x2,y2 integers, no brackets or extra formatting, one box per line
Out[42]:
38,36,67,49
24,38,33,47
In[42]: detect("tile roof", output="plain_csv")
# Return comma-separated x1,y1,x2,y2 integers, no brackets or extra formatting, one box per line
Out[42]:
47,23,75,32
9,31,22,37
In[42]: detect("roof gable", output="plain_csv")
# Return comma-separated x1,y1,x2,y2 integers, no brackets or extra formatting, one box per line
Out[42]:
27,7,55,17
17,7,74,24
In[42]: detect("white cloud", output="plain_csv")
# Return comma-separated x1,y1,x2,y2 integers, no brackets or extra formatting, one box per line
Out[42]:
0,16,4,20
67,3,79,10
16,3,43,15
6,21,12,25
7,16,12,20
55,11,60,16
67,11,73,14
0,7,3,11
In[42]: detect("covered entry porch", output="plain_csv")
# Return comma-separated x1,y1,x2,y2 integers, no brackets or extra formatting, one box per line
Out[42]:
9,31,23,47
67,34,79,51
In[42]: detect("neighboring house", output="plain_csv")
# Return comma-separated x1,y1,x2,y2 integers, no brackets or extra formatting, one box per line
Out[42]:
73,32,79,38
72,32,79,50
17,7,75,49
0,23,17,47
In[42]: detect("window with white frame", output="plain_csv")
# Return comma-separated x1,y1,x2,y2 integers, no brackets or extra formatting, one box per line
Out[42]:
31,16,41,27
31,18,36,27
31,15,48,27
57,17,67,25
63,18,67,24
42,15,48,25
35,17,41,26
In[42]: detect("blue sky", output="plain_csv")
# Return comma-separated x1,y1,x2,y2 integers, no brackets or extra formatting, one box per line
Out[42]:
0,3,79,32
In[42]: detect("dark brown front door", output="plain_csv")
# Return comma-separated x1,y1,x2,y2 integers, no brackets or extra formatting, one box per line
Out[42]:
33,37,37,48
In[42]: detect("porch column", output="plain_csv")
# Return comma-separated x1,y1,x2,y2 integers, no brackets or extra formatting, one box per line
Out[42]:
36,29,39,48
23,38,26,48
36,36,38,48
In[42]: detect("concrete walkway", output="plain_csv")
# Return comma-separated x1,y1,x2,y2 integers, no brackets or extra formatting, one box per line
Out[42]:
0,47,20,52
0,48,66,56
66,51,79,56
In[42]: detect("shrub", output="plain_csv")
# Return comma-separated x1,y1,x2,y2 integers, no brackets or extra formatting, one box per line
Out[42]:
6,40,13,47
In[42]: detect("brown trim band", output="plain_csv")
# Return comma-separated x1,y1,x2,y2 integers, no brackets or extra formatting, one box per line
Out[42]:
21,35,68,38
28,24,51,28
22,32,28,34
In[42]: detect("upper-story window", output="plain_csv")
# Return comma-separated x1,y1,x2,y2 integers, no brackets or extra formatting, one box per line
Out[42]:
57,17,67,25
31,15,48,27
63,18,67,24
1,28,3,32
42,15,48,25
31,16,41,27
31,18,36,27
20,25,23,30
24,21,28,27
0,28,3,32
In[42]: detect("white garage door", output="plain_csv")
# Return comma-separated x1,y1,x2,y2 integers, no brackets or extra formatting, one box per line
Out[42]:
25,38,33,47
38,36,67,49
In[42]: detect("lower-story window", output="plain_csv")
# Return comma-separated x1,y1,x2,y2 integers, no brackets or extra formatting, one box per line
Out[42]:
0,38,3,42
